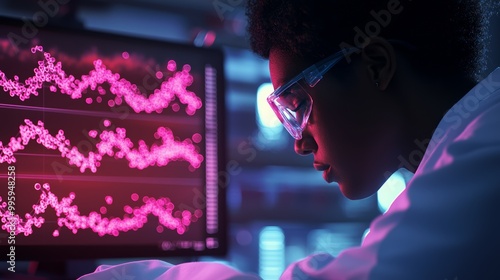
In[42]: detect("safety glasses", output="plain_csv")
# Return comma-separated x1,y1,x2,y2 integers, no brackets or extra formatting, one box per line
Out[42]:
267,48,358,140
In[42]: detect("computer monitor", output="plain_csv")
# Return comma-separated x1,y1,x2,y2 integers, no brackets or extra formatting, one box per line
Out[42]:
0,16,226,260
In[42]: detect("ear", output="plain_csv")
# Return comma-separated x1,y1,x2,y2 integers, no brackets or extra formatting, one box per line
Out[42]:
361,37,397,91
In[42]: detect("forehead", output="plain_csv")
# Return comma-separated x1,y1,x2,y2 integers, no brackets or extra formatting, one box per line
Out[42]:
269,49,313,89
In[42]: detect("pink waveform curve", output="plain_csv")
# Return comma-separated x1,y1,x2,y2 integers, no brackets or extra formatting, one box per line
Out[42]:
0,45,202,115
0,183,202,237
0,119,203,172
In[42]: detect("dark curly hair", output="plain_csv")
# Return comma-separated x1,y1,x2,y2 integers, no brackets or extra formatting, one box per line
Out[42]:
246,0,498,82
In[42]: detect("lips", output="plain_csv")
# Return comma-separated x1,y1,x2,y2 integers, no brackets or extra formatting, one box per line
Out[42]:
313,162,330,171
313,162,334,183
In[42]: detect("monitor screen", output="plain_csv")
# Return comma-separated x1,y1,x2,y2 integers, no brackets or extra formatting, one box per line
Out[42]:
0,16,226,260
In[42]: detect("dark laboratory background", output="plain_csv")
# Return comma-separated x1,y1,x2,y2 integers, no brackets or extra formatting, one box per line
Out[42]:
0,1,499,279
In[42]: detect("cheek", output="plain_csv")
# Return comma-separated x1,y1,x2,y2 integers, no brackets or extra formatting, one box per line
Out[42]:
308,100,354,157
309,91,386,165
307,78,386,153
311,93,365,142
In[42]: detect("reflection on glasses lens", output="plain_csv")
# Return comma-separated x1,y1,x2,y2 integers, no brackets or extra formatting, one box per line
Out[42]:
271,82,312,138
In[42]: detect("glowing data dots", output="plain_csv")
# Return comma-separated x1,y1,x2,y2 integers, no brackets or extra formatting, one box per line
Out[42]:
0,119,204,172
0,45,202,115
167,60,177,72
192,133,202,143
131,193,139,202
105,196,113,205
0,183,202,237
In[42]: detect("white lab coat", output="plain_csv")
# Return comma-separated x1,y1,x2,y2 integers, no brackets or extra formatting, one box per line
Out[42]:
79,68,500,280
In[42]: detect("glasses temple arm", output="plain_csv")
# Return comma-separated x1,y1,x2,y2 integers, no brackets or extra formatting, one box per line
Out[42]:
303,48,359,87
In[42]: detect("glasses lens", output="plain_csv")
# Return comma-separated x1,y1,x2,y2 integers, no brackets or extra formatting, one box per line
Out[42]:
268,81,312,139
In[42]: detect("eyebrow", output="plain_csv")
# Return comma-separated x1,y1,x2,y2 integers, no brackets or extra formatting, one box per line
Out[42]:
276,70,303,91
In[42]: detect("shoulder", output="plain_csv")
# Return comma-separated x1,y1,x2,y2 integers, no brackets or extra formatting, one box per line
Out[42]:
420,69,500,171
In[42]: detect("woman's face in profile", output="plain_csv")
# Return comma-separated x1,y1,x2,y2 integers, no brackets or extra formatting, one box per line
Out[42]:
269,48,407,199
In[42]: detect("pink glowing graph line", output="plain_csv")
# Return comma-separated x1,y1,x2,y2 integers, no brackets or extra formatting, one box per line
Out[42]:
0,183,202,237
0,119,203,173
0,45,202,115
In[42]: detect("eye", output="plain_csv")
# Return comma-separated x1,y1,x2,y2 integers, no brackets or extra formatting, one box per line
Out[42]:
290,99,306,112
280,87,306,112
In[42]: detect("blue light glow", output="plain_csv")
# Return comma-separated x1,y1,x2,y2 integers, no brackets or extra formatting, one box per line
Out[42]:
377,168,414,213
256,83,282,129
259,226,285,280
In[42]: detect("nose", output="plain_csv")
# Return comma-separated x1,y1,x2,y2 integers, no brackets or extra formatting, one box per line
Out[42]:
294,134,317,156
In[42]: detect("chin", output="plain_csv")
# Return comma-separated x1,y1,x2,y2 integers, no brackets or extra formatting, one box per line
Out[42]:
338,181,380,200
